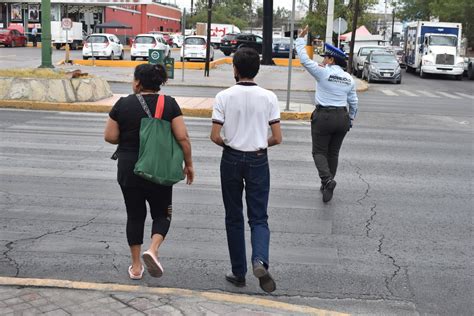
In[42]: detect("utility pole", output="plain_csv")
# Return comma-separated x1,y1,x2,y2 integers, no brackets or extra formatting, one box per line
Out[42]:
325,0,334,45
285,0,296,111
391,5,396,45
347,0,360,73
204,0,212,77
307,0,314,46
181,8,186,82
384,0,388,42
40,0,53,68
261,0,273,65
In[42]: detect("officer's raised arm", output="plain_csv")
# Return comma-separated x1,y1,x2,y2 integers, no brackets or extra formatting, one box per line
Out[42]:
294,25,326,81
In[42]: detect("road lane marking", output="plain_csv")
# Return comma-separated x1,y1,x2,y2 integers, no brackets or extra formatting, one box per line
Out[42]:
397,90,418,97
454,92,474,100
436,91,461,99
0,276,349,316
380,89,398,96
416,90,440,98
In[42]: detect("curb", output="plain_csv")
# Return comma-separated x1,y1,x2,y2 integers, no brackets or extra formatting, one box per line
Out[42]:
0,276,348,316
0,100,312,120
70,57,302,69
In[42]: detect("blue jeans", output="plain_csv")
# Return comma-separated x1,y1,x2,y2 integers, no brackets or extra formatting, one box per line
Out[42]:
220,146,270,277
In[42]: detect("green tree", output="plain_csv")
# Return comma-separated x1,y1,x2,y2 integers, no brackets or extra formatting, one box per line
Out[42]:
253,6,290,28
187,0,252,30
301,0,378,43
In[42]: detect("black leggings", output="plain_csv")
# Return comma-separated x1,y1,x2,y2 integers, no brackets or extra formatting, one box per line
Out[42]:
311,108,350,184
120,184,172,246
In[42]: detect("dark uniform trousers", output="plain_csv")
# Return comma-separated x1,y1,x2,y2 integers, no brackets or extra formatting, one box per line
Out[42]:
311,106,351,184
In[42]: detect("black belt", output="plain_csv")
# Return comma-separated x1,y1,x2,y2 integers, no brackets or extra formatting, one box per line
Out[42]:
316,105,347,112
224,145,267,154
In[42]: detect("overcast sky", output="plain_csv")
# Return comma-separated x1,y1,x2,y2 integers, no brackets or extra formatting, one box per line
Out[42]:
169,0,386,13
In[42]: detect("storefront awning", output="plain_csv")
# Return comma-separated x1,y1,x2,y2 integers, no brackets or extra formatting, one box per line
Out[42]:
95,20,132,29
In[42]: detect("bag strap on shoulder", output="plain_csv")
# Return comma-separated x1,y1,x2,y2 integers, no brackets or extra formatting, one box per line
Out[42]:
155,94,165,119
136,94,153,118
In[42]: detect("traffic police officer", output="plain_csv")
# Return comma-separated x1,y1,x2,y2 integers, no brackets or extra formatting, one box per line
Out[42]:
295,26,358,203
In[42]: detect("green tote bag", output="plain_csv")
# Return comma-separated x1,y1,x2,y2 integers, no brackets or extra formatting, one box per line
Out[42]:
133,94,185,186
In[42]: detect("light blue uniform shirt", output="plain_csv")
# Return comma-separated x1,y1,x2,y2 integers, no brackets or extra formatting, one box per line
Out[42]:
295,38,358,119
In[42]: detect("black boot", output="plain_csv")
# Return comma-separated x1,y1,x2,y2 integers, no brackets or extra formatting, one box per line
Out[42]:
322,179,337,203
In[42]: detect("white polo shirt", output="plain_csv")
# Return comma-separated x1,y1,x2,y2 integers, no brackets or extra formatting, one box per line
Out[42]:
212,83,280,152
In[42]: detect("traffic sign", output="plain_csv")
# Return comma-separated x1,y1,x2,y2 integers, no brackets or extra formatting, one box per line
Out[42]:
61,18,72,30
149,49,165,65
333,18,348,34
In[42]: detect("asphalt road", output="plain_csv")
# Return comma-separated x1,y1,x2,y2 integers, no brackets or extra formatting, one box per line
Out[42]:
0,78,472,315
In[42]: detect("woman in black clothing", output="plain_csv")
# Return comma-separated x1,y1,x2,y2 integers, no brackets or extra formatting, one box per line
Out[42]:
104,64,194,280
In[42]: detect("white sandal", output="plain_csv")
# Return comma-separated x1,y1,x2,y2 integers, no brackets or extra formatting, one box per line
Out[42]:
142,250,164,278
128,265,144,280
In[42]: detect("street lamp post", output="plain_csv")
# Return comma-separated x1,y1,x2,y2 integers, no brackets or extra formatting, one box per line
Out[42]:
40,0,53,68
204,0,212,77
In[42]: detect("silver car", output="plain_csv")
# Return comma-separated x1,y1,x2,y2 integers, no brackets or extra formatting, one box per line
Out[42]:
362,51,402,84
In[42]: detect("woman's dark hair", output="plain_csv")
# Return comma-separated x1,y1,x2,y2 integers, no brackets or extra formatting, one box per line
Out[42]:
134,63,168,91
334,57,347,69
233,47,260,79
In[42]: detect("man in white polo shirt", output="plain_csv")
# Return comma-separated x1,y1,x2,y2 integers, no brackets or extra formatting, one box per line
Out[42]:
210,47,282,293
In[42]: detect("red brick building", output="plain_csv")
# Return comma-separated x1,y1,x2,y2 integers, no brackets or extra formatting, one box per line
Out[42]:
105,3,181,36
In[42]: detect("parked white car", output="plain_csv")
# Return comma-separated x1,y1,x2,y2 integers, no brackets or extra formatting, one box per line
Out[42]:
131,34,171,61
82,33,124,60
171,34,183,48
180,36,214,62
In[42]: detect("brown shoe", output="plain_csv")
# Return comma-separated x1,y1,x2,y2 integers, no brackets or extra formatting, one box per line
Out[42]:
252,260,276,293
225,272,246,287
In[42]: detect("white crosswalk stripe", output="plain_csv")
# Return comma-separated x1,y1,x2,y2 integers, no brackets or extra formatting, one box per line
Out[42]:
417,90,440,98
381,89,398,96
436,91,461,99
454,92,474,100
398,90,418,97
378,89,472,100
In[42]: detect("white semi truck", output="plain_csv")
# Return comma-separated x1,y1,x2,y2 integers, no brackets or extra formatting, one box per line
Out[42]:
404,21,464,79
195,23,240,48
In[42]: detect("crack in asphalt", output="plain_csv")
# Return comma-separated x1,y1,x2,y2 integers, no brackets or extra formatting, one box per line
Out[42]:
99,240,119,273
378,235,402,297
110,294,147,315
345,160,376,238
2,215,98,277
365,203,377,238
346,161,407,299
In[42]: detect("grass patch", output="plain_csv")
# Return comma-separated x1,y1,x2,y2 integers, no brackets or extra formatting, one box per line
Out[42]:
0,68,92,79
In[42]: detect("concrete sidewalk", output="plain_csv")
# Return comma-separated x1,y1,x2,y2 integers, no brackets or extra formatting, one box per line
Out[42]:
61,59,368,92
0,277,347,315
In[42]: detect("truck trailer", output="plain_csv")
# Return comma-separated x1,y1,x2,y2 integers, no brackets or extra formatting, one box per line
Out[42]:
404,21,464,79
195,23,241,48
51,21,84,50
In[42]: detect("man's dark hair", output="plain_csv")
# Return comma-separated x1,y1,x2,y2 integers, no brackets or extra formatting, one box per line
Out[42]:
134,63,168,91
233,47,260,79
